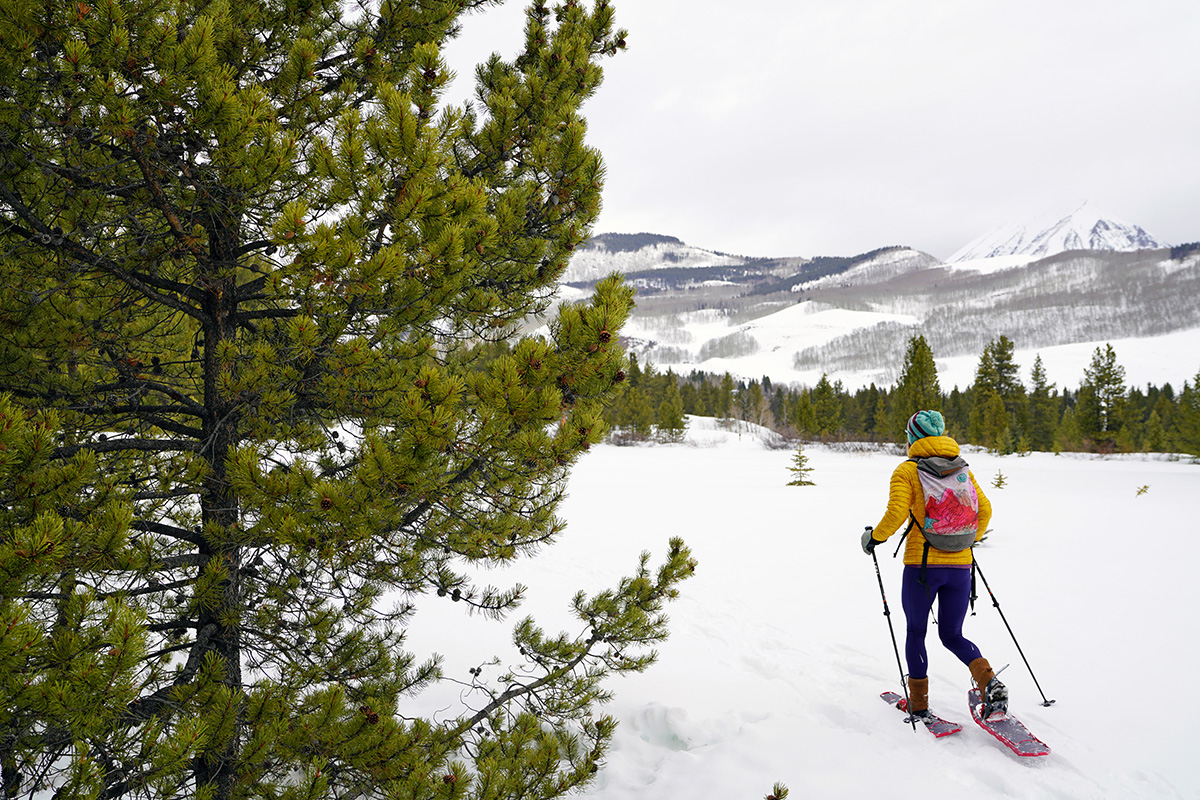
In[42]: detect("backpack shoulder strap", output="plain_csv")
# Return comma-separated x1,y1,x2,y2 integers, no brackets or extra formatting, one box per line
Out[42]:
893,511,921,558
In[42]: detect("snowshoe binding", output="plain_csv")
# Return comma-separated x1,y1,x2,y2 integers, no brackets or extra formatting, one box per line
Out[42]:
981,676,1008,720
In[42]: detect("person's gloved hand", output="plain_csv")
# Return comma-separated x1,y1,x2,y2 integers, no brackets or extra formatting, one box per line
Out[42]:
861,526,879,555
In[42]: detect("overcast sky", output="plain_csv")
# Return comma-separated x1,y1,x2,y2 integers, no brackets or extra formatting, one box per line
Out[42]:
441,0,1200,261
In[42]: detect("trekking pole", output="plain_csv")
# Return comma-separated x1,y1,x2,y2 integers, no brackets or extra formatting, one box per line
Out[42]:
973,555,1056,707
869,530,917,731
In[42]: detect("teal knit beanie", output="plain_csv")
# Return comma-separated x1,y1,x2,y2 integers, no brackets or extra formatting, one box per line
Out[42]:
905,410,945,445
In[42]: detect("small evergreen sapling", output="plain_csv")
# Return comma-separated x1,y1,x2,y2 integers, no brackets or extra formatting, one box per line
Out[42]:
992,470,1008,489
787,442,815,486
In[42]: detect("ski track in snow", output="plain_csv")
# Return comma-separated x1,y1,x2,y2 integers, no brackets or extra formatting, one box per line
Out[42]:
401,417,1199,799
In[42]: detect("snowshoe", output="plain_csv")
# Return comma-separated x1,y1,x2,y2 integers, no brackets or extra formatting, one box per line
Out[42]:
981,676,1008,720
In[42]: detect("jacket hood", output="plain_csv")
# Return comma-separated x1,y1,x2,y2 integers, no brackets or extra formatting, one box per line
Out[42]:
907,435,960,459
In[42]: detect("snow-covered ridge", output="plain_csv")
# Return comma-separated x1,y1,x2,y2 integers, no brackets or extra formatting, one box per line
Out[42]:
949,201,1168,262
552,221,1199,392
563,233,747,283
796,247,939,291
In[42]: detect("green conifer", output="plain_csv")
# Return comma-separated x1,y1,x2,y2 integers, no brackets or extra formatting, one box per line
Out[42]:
891,336,942,439
625,387,656,441
655,377,688,443
0,2,695,797
811,374,842,437
1142,409,1167,452
975,389,1009,451
790,391,817,438
787,442,815,486
970,337,1025,446
1176,373,1200,456
1026,355,1058,451
1077,344,1128,451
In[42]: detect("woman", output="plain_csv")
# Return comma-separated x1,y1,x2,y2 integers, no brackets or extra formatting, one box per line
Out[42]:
861,410,1008,719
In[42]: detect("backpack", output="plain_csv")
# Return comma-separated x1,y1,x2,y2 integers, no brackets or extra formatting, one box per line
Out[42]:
909,455,979,553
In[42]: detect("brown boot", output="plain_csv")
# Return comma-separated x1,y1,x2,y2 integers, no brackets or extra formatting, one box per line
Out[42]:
968,657,994,692
907,676,929,714
969,657,1009,715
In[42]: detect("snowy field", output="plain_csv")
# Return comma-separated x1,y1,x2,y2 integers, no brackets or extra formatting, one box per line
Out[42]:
404,417,1200,799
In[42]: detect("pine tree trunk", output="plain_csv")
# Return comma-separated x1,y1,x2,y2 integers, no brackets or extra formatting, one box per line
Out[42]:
192,234,244,799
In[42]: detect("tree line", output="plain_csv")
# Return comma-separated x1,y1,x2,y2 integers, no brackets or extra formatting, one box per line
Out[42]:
604,336,1200,457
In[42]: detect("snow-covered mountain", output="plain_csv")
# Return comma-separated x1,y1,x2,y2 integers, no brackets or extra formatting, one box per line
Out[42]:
554,227,1200,391
948,201,1167,262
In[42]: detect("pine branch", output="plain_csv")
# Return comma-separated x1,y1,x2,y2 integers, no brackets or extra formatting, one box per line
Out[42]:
130,521,203,544
0,180,212,325
449,635,601,738
123,623,218,723
51,438,201,460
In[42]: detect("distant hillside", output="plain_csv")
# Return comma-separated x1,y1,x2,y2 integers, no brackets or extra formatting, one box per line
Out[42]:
581,232,685,253
557,232,1200,390
562,233,748,283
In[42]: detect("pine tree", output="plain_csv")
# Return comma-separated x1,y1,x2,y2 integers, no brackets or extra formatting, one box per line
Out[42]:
0,2,696,798
1177,372,1200,457
810,373,842,437
1026,355,1058,451
624,386,656,442
655,375,687,443
769,386,787,429
848,384,879,435
786,441,815,486
789,391,817,438
1077,344,1128,450
892,335,942,439
1054,406,1084,454
871,390,891,439
943,386,969,441
985,336,1024,402
974,389,1009,451
970,337,1024,445
679,381,700,416
1141,409,1166,453
716,372,736,420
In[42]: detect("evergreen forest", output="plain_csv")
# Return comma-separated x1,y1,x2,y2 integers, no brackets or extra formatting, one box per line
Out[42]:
603,335,1200,458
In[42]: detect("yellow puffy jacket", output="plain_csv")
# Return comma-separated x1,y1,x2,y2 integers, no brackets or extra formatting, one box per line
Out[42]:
870,435,991,567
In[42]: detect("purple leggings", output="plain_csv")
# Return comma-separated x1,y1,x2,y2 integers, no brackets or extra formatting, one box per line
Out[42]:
901,565,982,680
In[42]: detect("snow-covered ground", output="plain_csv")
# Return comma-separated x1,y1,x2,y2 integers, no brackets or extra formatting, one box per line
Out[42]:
621,299,919,373
625,293,1200,393
404,417,1199,799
